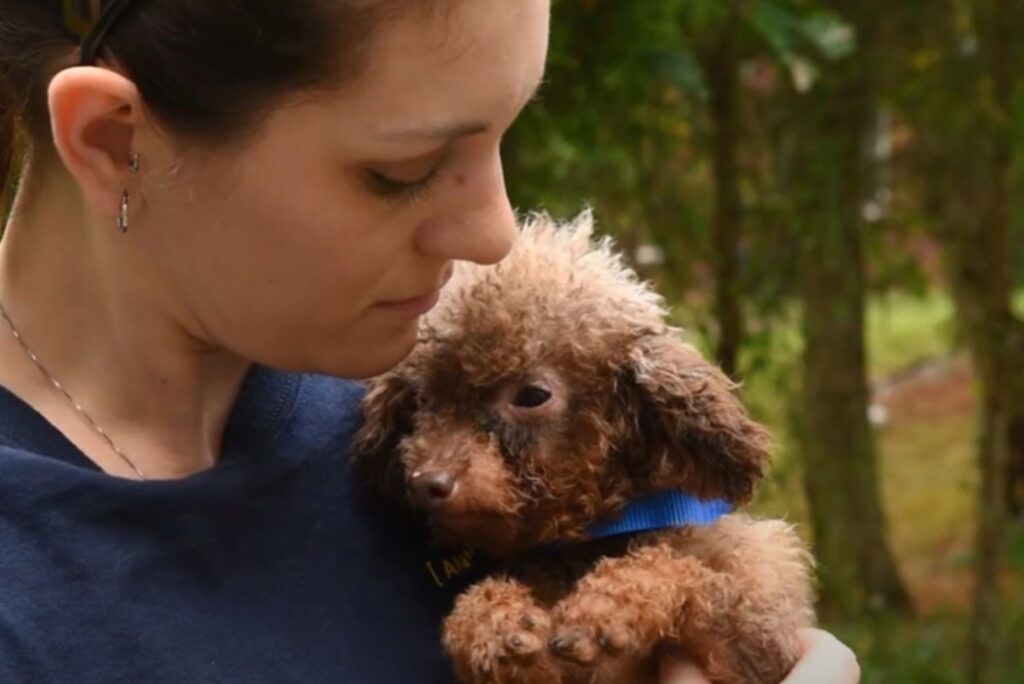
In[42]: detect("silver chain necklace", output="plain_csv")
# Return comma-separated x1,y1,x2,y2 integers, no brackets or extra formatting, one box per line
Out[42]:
0,299,147,480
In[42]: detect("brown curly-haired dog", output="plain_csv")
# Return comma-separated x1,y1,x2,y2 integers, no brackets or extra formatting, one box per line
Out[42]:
353,212,816,684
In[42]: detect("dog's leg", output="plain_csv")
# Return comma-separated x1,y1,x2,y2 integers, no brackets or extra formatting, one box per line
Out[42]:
443,577,561,684
548,543,802,684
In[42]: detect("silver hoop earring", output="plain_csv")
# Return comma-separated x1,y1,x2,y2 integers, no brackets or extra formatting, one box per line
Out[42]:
117,153,140,233
117,191,130,234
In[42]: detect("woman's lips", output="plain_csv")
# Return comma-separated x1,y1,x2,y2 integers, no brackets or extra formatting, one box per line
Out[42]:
376,290,441,316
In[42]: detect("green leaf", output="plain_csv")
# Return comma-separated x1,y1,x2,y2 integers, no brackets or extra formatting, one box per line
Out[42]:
746,1,855,63
649,48,708,101
800,13,857,60
679,0,729,30
748,0,805,60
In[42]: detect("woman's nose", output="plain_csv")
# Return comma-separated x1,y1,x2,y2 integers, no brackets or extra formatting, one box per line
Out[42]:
417,154,517,266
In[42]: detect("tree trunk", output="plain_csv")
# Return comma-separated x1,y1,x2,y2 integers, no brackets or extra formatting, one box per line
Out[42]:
940,164,1016,684
948,0,1020,680
913,0,1021,677
1001,0,1024,520
702,9,743,379
791,0,911,621
942,167,1016,684
1008,416,1024,516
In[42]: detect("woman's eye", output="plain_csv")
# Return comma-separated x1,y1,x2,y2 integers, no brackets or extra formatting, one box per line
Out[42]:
367,168,442,203
512,385,552,409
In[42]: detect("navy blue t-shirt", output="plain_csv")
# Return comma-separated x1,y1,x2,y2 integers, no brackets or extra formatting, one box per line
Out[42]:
0,366,486,683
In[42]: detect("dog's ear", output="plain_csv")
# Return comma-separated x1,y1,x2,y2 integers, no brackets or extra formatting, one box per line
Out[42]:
619,333,770,504
351,371,420,503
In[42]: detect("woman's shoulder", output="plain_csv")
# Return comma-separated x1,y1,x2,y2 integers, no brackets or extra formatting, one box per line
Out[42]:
0,369,479,683
220,366,368,461
296,371,368,430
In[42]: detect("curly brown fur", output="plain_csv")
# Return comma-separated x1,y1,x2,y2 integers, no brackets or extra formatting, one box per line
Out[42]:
352,211,816,683
545,516,814,684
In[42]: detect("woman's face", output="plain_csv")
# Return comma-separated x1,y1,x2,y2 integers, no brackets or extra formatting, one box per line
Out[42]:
137,0,551,378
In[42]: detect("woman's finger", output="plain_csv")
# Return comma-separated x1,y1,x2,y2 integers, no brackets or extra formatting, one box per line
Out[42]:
660,655,712,684
660,628,859,684
783,628,861,683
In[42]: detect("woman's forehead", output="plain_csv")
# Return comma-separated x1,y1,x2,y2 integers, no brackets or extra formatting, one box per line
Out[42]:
207,1,549,164
342,0,550,139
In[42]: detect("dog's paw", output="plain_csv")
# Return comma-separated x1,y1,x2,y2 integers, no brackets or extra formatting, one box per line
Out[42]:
549,553,683,669
549,591,649,666
444,579,557,683
470,606,551,679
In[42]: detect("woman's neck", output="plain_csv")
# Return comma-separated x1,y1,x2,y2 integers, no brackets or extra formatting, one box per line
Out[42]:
0,162,250,480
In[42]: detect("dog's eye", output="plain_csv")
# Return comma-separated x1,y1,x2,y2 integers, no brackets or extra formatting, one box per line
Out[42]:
512,385,552,409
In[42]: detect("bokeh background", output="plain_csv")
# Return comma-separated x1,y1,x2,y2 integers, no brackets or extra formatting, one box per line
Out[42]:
502,1,1024,682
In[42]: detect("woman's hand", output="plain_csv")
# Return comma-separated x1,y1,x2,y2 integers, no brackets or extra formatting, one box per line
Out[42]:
659,628,861,684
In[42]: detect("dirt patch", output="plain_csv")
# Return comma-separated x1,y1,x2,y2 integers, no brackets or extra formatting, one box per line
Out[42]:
873,356,975,424
872,356,979,614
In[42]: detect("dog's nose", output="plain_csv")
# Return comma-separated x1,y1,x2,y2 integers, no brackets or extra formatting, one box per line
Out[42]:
411,471,456,507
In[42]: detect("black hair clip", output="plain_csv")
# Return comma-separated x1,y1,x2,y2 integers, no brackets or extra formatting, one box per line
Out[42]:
63,0,142,66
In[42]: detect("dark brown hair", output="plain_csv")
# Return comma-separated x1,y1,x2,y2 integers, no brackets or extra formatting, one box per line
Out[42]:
0,0,434,210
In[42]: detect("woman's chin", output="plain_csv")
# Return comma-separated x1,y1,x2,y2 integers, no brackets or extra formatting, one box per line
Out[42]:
321,326,420,379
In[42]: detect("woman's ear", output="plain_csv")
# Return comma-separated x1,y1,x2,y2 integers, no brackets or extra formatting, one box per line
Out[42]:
620,333,770,504
48,66,145,218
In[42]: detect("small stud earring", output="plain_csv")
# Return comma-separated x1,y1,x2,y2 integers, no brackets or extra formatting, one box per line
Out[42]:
129,152,140,174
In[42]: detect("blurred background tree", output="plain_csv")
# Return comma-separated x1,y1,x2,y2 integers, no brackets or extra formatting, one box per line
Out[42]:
504,0,1024,681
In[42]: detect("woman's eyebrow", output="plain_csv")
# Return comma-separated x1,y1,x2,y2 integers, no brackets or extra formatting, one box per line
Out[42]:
377,121,491,143
375,76,547,143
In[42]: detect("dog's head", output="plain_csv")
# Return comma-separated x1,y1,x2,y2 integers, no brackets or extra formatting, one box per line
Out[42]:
352,212,769,556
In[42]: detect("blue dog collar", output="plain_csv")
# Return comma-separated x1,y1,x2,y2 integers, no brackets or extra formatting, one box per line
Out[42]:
586,490,731,539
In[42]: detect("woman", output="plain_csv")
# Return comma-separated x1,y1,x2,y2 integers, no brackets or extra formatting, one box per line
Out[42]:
0,1,858,681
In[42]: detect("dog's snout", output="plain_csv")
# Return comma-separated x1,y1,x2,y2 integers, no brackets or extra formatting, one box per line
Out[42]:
411,470,456,508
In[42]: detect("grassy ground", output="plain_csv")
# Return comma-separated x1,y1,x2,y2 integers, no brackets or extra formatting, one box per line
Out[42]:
676,291,1024,682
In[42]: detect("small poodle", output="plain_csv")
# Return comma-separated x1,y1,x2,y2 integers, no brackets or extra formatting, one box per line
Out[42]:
353,212,816,684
